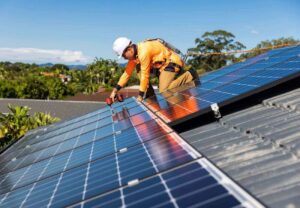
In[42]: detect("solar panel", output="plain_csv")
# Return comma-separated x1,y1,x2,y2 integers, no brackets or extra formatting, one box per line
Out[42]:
70,158,262,208
0,98,263,207
144,45,300,125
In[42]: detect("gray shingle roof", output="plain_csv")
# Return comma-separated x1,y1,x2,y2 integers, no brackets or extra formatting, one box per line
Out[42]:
181,88,300,208
0,99,106,121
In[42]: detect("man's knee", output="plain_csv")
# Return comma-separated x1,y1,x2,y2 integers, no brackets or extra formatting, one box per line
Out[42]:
159,71,176,93
159,86,168,93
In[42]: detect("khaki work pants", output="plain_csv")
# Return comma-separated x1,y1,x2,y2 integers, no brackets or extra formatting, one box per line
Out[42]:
138,70,194,97
159,70,193,93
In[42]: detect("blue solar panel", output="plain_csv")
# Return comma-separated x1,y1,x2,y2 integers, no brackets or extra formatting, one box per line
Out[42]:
0,135,195,206
4,45,296,207
145,45,300,124
70,159,262,208
0,100,143,166
0,97,262,207
200,45,295,83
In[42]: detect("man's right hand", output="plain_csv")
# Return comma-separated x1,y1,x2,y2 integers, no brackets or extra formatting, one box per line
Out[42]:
110,88,118,103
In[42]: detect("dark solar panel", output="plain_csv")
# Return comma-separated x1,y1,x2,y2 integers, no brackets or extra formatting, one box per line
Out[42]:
0,97,262,207
145,45,300,125
70,159,262,208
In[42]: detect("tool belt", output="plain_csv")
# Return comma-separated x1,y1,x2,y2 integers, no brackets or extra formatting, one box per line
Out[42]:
151,62,184,77
164,62,183,74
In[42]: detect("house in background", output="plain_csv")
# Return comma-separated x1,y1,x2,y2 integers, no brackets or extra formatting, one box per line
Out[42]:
40,72,71,84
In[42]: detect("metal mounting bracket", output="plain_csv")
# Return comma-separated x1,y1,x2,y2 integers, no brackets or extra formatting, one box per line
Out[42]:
211,103,221,119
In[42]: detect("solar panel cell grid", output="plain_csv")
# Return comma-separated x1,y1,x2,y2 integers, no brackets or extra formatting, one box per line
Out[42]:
0,100,208,207
199,46,294,84
0,61,268,208
144,45,300,124
0,132,196,207
73,159,258,208
0,105,150,168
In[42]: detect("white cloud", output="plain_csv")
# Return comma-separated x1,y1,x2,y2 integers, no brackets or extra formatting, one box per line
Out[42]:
250,29,259,35
0,47,92,64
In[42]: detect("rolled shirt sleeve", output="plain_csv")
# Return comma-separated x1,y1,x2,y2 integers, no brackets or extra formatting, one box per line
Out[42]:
117,60,136,88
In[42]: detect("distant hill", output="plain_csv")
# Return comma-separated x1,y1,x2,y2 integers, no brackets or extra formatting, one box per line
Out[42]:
39,63,87,70
67,64,87,70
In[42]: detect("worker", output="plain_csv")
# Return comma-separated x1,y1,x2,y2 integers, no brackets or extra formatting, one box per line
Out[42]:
110,37,199,102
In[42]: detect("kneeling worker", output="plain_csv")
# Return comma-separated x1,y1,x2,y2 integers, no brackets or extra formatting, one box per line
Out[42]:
110,37,199,102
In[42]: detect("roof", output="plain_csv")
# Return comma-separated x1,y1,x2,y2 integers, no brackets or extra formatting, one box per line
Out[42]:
65,89,139,102
0,98,262,208
181,87,300,208
0,98,105,120
1,45,300,207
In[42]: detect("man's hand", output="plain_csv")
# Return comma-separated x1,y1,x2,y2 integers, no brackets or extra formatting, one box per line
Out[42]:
110,88,118,103
137,95,143,102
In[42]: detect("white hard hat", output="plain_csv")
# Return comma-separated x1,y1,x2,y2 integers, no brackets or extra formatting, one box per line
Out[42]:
112,37,131,59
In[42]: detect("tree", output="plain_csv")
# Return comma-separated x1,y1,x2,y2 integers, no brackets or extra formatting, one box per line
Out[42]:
23,78,49,99
0,105,60,149
3,62,21,73
29,112,60,129
188,30,246,73
0,80,18,98
240,37,299,60
45,77,68,99
85,58,120,93
51,64,70,74
0,105,31,141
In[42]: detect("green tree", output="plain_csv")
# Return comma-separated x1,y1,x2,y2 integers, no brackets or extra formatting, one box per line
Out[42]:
3,62,21,73
240,37,299,60
0,80,18,98
51,64,70,74
23,78,49,99
29,112,60,129
0,105,60,149
0,105,31,141
188,30,246,73
85,58,120,93
45,77,68,99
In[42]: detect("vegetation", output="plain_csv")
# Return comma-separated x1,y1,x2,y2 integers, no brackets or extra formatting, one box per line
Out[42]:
0,105,60,150
239,37,299,60
187,31,299,74
0,58,128,99
187,30,246,73
0,31,299,100
0,30,299,151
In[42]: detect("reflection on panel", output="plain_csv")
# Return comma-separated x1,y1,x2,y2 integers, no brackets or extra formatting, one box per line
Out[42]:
145,46,300,124
74,159,262,208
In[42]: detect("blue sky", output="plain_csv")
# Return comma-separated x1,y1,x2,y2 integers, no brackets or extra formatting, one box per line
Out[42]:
0,0,299,64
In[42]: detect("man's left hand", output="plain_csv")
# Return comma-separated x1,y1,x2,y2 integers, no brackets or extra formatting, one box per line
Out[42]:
110,88,118,102
137,95,143,102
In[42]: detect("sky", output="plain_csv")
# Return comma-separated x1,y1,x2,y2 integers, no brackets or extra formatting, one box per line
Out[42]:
0,0,299,64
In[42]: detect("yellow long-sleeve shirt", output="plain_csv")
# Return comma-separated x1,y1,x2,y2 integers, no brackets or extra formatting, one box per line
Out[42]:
117,40,184,93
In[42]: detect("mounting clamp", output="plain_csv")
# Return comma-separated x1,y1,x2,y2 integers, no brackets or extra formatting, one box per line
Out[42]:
211,103,221,119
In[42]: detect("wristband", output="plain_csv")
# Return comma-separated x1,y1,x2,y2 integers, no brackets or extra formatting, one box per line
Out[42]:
115,85,122,91
139,91,145,97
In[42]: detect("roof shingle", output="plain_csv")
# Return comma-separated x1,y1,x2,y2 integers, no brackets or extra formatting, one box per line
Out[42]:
181,88,300,208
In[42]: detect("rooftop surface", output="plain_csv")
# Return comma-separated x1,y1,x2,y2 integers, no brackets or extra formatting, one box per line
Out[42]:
0,98,105,120
1,46,300,207
181,87,300,208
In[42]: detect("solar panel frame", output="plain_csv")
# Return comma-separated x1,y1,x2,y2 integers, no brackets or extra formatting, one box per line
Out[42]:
0,100,204,206
0,72,270,208
69,158,264,208
143,46,300,126
0,101,150,166
0,135,198,207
